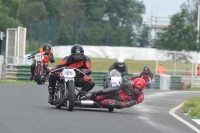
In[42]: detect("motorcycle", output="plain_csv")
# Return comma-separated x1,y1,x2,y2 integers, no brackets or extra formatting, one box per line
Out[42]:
50,67,117,112
28,53,47,85
103,69,123,89
50,67,79,111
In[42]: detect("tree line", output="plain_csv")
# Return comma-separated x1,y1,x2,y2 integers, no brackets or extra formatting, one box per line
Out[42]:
0,0,200,51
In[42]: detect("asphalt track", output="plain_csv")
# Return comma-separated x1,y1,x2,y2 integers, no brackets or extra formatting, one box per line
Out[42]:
0,84,200,133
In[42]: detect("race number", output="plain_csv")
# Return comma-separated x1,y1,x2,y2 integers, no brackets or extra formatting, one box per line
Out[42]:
35,53,44,61
61,69,76,78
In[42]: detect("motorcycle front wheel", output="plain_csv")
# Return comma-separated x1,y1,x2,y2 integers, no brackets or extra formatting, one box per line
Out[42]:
66,80,75,111
36,64,42,85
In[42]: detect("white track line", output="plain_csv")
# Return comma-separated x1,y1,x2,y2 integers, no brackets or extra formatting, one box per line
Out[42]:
169,101,200,133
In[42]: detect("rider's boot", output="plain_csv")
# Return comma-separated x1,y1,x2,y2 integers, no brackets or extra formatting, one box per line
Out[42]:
48,93,54,104
30,65,35,81
48,86,54,104
29,75,35,81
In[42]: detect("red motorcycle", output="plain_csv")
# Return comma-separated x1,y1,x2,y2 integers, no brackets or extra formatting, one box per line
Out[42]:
28,53,47,85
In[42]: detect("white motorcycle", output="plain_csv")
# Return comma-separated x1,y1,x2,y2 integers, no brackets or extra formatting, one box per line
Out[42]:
103,69,123,89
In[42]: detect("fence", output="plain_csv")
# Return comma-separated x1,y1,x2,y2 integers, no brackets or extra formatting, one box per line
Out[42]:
4,65,133,86
3,65,187,90
27,19,138,53
156,51,196,88
28,19,57,52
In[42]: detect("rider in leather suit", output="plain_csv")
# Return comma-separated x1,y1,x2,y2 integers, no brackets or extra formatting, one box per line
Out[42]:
48,44,95,104
28,43,55,81
139,66,154,88
90,78,146,109
108,57,128,81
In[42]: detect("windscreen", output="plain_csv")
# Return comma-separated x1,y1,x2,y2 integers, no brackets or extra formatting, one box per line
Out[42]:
109,69,121,77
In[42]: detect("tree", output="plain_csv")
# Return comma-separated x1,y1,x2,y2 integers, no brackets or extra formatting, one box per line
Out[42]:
137,24,151,47
154,10,199,51
181,0,198,27
18,2,48,28
54,0,85,45
2,0,22,19
80,0,105,22
0,0,22,31
103,0,145,46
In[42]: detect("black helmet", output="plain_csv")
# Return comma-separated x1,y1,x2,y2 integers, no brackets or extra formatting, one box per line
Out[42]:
43,43,51,51
71,44,84,60
143,66,150,74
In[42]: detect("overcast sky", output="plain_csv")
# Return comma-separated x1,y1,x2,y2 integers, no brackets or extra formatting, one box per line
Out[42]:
141,0,188,25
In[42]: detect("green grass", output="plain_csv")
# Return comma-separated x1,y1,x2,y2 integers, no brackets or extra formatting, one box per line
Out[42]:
49,58,193,74
182,97,200,118
187,88,200,91
0,80,35,84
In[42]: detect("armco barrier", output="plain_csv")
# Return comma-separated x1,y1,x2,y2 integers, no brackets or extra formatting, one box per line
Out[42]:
5,65,133,86
16,65,31,80
5,65,30,81
5,65,183,89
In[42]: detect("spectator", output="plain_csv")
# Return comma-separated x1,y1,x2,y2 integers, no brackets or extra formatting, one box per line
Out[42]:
157,64,166,74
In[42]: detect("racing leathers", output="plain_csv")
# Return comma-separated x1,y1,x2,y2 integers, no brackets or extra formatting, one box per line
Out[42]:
48,55,95,103
28,48,55,78
92,81,144,109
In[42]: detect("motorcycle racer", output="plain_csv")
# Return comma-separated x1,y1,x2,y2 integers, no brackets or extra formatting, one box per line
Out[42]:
139,66,154,88
108,57,128,81
90,78,145,109
28,43,55,81
48,44,95,104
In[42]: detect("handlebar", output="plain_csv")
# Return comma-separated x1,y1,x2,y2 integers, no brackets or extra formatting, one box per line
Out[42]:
28,55,34,59
50,67,85,75
28,52,48,60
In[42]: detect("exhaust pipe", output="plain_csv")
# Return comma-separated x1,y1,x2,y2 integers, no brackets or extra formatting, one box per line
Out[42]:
75,100,96,105
81,100,95,105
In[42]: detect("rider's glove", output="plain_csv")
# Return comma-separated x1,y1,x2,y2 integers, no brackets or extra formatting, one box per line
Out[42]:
28,56,32,59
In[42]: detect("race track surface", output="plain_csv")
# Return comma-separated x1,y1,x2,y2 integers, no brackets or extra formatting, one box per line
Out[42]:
0,84,200,133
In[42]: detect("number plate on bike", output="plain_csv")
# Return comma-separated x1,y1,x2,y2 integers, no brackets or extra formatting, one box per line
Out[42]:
61,69,76,78
35,53,44,61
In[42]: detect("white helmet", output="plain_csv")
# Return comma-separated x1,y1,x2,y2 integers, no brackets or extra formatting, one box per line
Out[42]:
117,57,124,67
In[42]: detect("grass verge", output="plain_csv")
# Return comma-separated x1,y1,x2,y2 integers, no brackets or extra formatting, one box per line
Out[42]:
49,58,192,74
186,88,200,91
0,80,35,84
182,97,200,118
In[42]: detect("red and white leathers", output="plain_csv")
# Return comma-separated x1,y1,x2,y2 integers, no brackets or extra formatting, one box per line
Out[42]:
92,78,146,109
